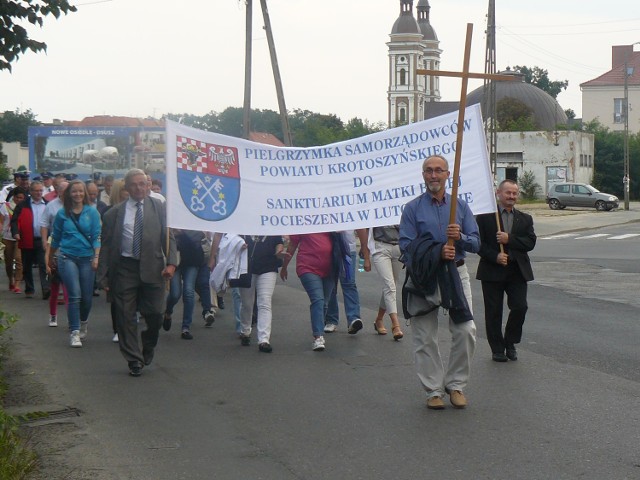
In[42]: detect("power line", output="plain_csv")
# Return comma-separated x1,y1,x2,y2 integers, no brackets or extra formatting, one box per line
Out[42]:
501,17,640,29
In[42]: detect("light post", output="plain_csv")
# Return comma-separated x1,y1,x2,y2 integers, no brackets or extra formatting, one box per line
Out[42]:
623,42,640,211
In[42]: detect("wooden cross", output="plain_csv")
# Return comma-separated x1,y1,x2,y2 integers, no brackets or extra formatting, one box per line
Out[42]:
417,23,517,246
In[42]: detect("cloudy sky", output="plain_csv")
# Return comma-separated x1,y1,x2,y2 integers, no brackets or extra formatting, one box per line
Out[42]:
1,0,639,125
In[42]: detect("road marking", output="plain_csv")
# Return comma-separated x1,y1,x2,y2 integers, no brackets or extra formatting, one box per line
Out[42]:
540,234,579,240
607,234,640,240
574,234,611,239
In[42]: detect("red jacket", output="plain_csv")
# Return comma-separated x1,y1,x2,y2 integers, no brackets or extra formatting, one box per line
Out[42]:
10,197,47,249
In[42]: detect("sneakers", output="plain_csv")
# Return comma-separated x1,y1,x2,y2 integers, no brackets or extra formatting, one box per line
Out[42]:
128,361,142,377
70,330,82,348
112,332,119,343
323,323,337,333
348,319,363,335
240,334,251,346
49,315,58,327
79,321,88,340
217,295,225,309
449,390,467,409
13,287,23,294
258,342,273,353
427,396,445,410
203,309,216,327
181,330,194,340
312,336,326,351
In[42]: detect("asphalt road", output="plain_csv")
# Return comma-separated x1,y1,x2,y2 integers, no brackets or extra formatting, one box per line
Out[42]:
3,205,640,479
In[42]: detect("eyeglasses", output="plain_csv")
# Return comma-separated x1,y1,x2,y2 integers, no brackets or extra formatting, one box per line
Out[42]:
423,168,447,175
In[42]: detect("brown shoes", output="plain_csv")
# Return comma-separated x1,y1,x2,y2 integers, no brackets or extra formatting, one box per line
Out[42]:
426,396,445,410
449,390,467,409
391,325,404,341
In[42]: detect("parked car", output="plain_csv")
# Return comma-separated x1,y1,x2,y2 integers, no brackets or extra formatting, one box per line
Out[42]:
546,183,619,211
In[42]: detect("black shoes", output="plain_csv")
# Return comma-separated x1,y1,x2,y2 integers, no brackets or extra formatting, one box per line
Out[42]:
143,348,154,366
217,296,225,309
240,335,250,346
492,352,508,362
162,313,172,331
128,361,143,377
181,330,193,340
506,345,518,361
258,342,272,353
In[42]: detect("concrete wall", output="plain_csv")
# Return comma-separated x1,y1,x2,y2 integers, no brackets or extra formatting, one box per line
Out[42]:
496,130,595,197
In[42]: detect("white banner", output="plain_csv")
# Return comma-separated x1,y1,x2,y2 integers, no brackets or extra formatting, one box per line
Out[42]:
166,104,495,235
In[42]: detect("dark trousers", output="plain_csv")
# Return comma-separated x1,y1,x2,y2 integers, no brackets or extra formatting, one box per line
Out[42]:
113,257,166,365
481,268,528,354
21,238,49,295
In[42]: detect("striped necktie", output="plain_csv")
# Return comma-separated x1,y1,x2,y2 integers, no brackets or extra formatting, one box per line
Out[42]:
132,201,143,259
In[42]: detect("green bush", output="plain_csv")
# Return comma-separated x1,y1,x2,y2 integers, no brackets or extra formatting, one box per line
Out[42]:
518,170,541,200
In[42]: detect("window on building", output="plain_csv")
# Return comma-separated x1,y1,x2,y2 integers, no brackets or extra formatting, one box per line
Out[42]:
614,98,625,124
399,68,406,86
399,108,406,123
580,154,584,167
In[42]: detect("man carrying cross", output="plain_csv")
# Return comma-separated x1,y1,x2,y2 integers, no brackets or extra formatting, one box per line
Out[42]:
399,155,480,410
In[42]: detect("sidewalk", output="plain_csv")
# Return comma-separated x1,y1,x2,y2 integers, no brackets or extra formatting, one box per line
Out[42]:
517,201,640,236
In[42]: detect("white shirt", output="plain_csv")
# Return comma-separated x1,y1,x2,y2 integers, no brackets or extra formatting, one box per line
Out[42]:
40,198,63,232
121,198,144,258
31,200,46,238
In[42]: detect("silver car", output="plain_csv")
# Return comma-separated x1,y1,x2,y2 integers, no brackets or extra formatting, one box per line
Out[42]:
546,183,619,211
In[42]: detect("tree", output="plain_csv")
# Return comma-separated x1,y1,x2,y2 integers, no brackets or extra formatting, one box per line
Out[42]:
496,97,537,132
0,143,11,181
1,0,77,71
0,108,40,144
508,65,568,99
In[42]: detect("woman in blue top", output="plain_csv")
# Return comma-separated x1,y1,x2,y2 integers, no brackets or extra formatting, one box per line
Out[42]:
49,180,102,348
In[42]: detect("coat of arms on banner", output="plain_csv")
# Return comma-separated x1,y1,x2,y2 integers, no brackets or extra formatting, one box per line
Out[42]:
176,136,240,221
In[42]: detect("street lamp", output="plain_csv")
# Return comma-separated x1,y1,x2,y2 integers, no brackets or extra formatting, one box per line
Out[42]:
623,41,640,211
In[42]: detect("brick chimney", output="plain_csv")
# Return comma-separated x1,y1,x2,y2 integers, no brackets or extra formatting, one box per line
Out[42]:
612,45,633,68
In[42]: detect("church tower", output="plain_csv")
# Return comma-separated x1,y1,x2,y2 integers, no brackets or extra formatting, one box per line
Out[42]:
387,0,426,127
416,0,441,104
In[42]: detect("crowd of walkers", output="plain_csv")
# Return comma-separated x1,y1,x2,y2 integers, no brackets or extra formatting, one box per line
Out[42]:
1,157,536,411
0,169,406,371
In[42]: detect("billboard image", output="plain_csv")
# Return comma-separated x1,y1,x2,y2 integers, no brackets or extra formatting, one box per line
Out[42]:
28,126,166,181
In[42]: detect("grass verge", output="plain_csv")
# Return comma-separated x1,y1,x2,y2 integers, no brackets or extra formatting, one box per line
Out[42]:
0,309,38,479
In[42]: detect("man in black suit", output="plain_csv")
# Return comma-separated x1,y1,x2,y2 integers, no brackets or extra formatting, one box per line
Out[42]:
97,169,177,376
476,179,536,362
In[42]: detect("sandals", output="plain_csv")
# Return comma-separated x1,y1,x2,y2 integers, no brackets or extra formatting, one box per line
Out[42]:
374,319,388,335
392,325,404,341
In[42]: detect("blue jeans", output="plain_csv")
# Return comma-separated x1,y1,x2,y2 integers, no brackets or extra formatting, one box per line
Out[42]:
299,272,335,337
166,265,197,331
57,253,95,332
195,264,212,315
326,251,361,326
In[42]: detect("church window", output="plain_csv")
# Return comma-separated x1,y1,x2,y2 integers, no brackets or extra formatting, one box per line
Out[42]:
399,107,406,123
399,68,406,85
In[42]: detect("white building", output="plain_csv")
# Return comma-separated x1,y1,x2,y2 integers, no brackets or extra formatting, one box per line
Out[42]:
387,0,595,197
581,44,640,134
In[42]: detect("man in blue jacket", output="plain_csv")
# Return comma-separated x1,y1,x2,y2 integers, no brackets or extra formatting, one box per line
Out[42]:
399,155,480,410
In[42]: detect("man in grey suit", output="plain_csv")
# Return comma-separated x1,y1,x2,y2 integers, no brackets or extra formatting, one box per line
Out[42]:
97,169,177,376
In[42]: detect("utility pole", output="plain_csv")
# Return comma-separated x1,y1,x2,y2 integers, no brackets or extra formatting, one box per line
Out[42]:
260,0,293,146
624,56,630,210
242,0,253,140
482,0,497,177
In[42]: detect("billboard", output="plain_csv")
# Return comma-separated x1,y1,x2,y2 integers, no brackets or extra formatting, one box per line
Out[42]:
27,126,166,181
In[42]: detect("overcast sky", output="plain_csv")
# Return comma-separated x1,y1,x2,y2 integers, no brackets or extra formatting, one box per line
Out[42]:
1,0,639,125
